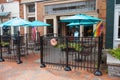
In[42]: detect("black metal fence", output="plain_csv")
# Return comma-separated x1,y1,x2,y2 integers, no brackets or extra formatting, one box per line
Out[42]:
0,32,103,76
0,32,41,64
40,34,103,76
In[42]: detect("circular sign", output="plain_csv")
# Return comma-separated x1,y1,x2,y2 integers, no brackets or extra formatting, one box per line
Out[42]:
50,38,57,46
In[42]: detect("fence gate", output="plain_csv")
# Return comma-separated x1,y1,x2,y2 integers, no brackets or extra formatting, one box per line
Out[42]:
40,34,103,76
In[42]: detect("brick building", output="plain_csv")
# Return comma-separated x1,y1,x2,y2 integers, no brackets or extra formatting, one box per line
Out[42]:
20,0,106,37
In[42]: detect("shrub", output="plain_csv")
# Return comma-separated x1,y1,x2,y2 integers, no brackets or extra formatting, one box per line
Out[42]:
109,48,120,60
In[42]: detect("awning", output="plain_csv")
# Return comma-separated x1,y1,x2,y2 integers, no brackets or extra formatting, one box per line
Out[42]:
0,12,10,17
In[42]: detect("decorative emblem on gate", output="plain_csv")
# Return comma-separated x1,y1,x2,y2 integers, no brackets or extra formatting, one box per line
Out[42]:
50,38,57,46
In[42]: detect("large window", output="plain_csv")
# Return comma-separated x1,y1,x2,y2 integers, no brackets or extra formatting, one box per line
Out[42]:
27,4,35,13
45,0,96,15
46,19,53,34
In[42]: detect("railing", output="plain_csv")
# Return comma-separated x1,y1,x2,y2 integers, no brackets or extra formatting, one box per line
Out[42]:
0,33,41,64
0,32,103,76
40,34,103,76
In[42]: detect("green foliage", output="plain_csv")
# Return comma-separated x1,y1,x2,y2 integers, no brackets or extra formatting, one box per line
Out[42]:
109,48,120,60
55,42,82,51
0,42,10,46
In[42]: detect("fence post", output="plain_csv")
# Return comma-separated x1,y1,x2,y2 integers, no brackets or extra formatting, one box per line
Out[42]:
0,35,4,62
25,33,28,55
16,31,22,64
100,33,104,64
94,35,102,76
64,37,71,71
40,36,46,68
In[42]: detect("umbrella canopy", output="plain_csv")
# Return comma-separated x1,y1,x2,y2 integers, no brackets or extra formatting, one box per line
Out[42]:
0,17,31,27
67,20,98,26
61,14,101,22
29,20,50,27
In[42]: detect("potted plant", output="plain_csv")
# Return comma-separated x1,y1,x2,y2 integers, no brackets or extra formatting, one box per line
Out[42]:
109,48,120,60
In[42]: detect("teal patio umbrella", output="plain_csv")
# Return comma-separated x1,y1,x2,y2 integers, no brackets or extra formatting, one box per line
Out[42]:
67,20,98,26
29,20,50,27
0,17,31,64
0,17,31,27
61,14,101,23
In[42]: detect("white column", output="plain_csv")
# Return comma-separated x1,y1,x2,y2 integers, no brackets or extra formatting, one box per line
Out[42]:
11,26,14,35
23,4,27,42
19,27,20,31
23,4,27,34
80,25,83,37
1,27,3,35
35,2,37,40
44,19,47,35
35,2,37,20
93,24,97,32
53,17,58,36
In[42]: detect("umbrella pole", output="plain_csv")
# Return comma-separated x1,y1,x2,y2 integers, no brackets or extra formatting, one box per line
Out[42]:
16,31,22,64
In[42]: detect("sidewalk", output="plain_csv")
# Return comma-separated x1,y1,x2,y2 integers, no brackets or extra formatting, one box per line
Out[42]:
0,53,119,80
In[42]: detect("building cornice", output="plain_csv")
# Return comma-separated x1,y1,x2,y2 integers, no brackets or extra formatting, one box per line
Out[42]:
20,0,87,5
20,0,43,4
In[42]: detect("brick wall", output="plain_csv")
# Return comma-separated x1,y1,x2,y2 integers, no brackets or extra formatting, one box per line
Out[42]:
36,2,44,36
0,0,20,3
20,4,24,35
19,1,44,35
0,0,6,3
97,0,106,48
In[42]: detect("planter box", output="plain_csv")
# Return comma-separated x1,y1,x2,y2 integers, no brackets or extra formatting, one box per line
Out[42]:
61,48,78,52
107,53,120,77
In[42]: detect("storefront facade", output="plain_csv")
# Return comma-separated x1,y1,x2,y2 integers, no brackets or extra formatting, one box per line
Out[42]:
44,0,98,36
20,0,106,37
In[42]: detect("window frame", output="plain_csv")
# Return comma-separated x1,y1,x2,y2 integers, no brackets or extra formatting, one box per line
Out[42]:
27,4,35,13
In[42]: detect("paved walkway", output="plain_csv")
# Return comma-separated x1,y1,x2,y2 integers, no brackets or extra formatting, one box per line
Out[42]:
0,53,120,80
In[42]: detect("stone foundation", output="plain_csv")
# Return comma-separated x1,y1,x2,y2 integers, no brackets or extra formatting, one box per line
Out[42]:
108,66,120,77
107,53,120,77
